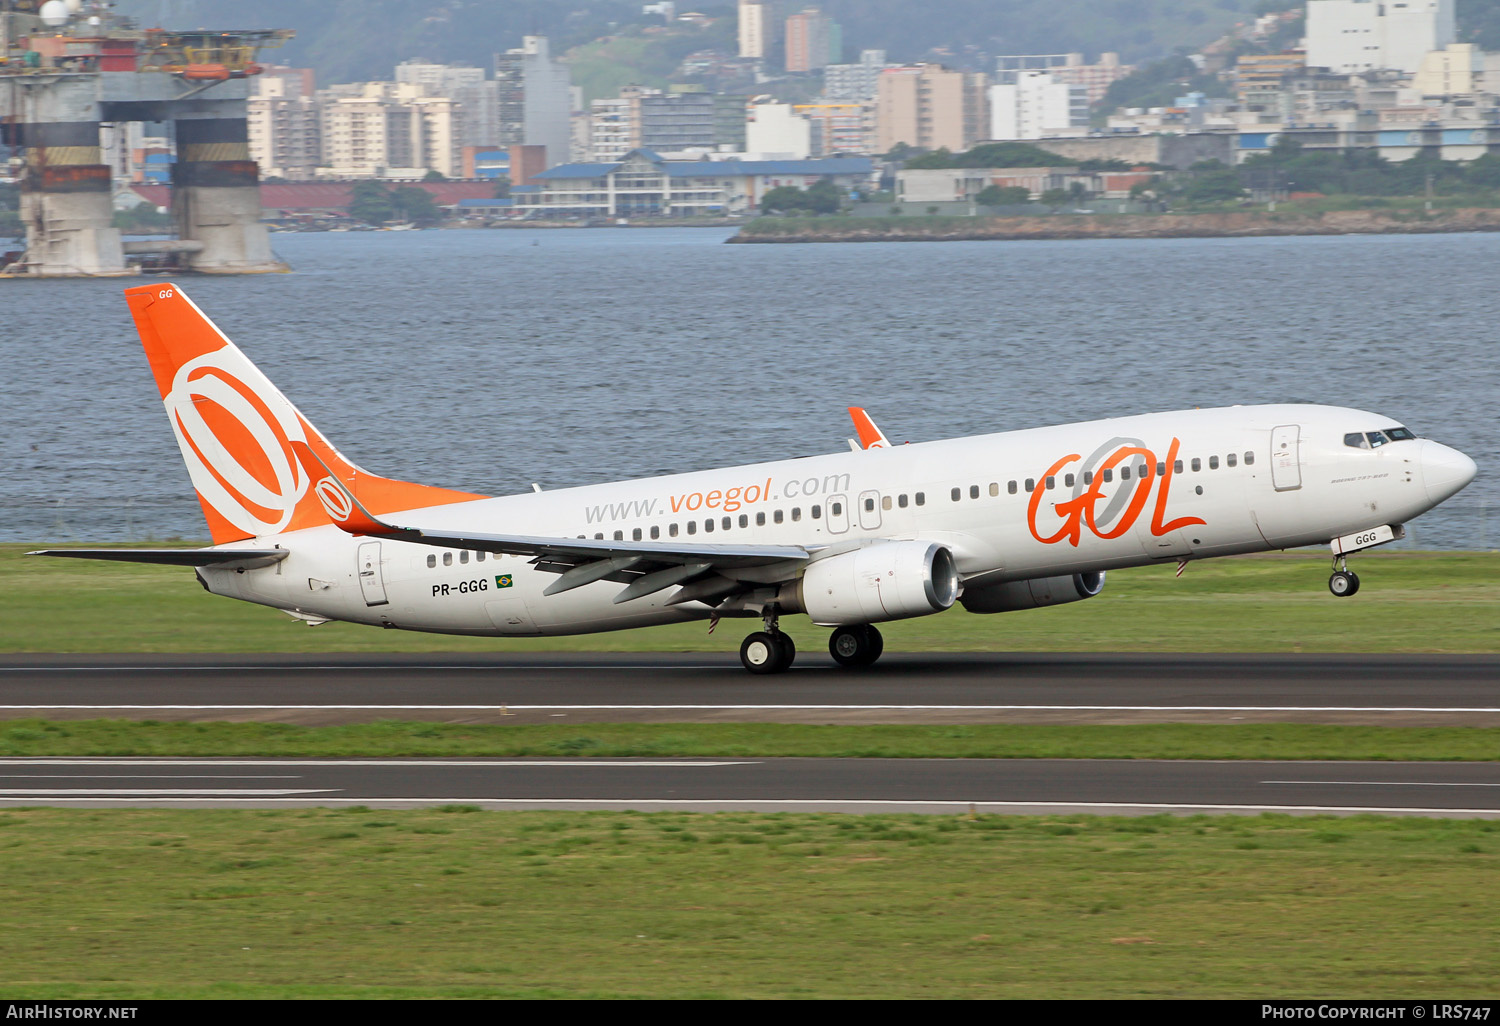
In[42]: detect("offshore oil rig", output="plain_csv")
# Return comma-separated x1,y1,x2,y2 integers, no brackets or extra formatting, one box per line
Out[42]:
1,0,291,276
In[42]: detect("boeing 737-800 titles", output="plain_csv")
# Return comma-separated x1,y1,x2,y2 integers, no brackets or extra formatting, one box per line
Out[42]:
34,284,1478,674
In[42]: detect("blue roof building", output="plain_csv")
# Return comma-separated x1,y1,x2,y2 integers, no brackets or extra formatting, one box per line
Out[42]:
514,149,877,218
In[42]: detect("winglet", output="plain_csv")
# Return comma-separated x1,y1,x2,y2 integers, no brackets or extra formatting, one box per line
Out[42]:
848,407,891,449
290,441,413,539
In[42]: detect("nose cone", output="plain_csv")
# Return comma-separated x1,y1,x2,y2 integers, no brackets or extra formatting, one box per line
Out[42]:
1420,440,1478,506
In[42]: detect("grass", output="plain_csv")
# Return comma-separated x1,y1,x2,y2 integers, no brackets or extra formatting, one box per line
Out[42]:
0,808,1494,998
3,545,1496,654
1,720,1499,761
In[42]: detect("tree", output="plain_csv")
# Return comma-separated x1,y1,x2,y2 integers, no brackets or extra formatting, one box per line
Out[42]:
390,185,441,224
803,178,843,214
975,185,1030,206
348,180,394,225
1038,188,1070,209
423,168,447,182
492,176,512,199
905,141,1069,170
759,185,807,214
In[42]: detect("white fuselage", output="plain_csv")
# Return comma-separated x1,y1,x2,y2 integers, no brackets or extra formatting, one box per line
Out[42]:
198,404,1469,636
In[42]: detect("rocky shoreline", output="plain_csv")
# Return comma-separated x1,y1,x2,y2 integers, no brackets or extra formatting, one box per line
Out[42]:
728,207,1500,243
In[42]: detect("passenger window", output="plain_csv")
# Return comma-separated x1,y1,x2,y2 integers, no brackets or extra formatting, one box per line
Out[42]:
951,487,961,502
811,505,821,519
594,533,604,540
832,501,843,516
1244,451,1255,465
738,514,748,528
1082,471,1093,485
670,523,679,537
1209,455,1219,470
1008,480,1017,494
792,508,802,521
1120,467,1131,481
476,552,485,562
632,528,642,541
613,531,623,541
1226,453,1237,467
882,495,892,510
866,497,876,512
988,483,998,497
915,492,925,506
898,494,908,508
1155,462,1165,478
443,552,453,566
1025,477,1036,492
426,554,436,568
687,521,696,535
460,551,469,564
650,526,659,539
1103,468,1113,483
1045,476,1055,490
1064,473,1075,488
704,519,714,533
774,510,784,524
723,516,731,530
969,485,979,499
756,512,766,526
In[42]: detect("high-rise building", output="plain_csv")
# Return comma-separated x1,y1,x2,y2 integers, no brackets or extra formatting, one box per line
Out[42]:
639,89,718,152
395,61,495,150
994,53,1133,105
785,8,832,74
494,36,573,169
316,82,461,178
825,49,890,101
738,0,774,60
1306,0,1456,74
248,66,320,179
989,71,1088,140
876,65,989,153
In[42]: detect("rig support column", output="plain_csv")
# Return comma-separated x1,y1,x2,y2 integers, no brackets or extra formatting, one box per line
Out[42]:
15,119,128,277
171,116,285,274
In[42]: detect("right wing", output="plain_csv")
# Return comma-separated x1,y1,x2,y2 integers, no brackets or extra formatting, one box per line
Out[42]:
291,442,816,607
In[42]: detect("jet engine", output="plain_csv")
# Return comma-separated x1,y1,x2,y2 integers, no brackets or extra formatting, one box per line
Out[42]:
959,571,1106,613
789,541,959,626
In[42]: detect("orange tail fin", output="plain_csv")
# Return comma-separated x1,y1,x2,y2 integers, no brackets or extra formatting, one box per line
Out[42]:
125,282,484,545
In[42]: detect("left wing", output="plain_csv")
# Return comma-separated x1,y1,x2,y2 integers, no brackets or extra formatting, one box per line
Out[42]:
291,441,815,606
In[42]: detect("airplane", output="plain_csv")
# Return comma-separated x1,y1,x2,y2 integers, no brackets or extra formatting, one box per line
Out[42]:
32,283,1478,675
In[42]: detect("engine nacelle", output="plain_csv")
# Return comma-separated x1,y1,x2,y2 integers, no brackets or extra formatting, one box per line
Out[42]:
792,541,959,626
959,571,1106,614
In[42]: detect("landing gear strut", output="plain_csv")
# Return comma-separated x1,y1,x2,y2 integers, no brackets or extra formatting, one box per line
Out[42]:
1328,554,1360,598
829,624,884,668
739,608,796,675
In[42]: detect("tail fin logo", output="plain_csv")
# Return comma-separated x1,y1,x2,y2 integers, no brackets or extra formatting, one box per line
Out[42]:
164,351,310,536
313,477,353,523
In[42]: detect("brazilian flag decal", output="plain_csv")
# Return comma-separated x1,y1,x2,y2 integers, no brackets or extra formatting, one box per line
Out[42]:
496,574,514,589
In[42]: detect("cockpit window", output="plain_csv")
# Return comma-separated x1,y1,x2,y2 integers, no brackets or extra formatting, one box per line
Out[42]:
1367,430,1389,448
1386,427,1416,442
1344,432,1370,449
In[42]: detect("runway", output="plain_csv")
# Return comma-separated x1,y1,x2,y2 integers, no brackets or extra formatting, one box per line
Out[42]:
0,756,1495,816
0,653,1495,725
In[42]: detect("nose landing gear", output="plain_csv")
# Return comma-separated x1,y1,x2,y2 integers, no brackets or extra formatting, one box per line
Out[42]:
1328,554,1361,597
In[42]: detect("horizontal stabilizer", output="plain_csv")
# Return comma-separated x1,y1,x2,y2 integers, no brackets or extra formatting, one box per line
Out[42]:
29,548,288,569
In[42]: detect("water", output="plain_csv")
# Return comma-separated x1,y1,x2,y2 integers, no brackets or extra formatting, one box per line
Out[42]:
1,227,1494,548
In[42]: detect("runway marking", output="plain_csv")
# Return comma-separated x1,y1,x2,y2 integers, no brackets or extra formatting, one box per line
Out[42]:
0,665,727,673
0,758,755,768
1,704,1498,713
0,774,301,779
0,797,1494,815
1265,780,1500,787
0,788,339,796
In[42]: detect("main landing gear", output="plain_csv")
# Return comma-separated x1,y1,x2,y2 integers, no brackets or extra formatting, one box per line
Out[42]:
1328,554,1361,598
740,609,796,675
829,624,884,668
